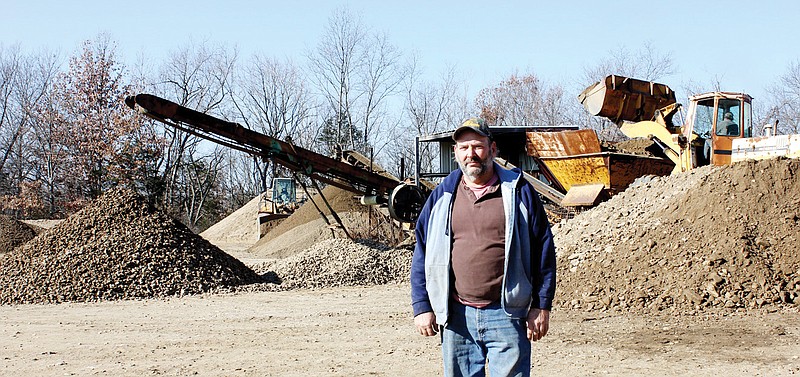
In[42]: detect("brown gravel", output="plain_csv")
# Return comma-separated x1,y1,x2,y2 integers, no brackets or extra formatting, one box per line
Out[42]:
553,157,800,315
0,215,38,254
602,137,661,157
248,184,408,258
256,185,365,242
0,185,412,305
0,187,262,305
200,194,262,245
248,238,412,290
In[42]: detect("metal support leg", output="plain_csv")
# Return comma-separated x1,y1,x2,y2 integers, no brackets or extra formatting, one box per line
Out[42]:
308,178,352,240
292,172,335,238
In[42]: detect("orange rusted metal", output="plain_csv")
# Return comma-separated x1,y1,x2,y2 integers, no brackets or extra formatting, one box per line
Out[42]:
527,129,674,204
578,75,676,124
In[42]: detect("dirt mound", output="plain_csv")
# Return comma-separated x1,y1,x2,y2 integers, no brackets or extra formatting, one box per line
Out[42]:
0,187,262,305
0,216,38,254
251,238,412,290
248,185,366,257
554,158,800,315
200,194,262,246
602,138,660,157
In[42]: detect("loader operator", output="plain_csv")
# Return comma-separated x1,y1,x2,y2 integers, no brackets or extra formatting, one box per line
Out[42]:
717,111,739,136
410,118,557,377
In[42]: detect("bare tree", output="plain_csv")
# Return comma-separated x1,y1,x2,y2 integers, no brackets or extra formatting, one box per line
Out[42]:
395,60,469,179
175,144,227,231
540,85,569,128
581,42,675,85
358,32,405,150
29,84,68,216
307,8,365,152
763,60,800,135
0,46,62,217
475,71,568,127
307,7,405,156
220,149,260,209
7,49,61,216
151,40,238,226
232,55,314,193
0,45,23,194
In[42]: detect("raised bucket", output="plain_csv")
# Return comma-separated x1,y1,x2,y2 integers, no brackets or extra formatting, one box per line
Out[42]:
578,75,676,124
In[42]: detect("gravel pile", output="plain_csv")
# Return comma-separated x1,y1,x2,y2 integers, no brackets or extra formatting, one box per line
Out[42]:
250,238,412,290
0,187,262,305
252,185,364,247
0,215,38,254
553,158,800,315
248,184,408,258
200,194,262,245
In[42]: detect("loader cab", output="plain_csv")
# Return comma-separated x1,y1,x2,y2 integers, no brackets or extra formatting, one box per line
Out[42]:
684,92,752,167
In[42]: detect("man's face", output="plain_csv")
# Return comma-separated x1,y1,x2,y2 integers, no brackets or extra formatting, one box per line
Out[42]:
453,131,496,180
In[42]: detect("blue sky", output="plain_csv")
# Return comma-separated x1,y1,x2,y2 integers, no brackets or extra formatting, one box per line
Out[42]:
2,0,798,103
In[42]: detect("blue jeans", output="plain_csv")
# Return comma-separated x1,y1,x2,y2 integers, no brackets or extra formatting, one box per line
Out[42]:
442,300,531,377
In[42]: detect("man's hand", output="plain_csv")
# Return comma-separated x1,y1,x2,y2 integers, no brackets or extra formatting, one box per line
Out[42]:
526,308,550,341
414,312,438,336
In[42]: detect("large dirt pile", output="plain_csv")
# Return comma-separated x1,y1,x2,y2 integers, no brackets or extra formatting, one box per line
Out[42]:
248,185,369,257
200,194,262,246
601,138,660,157
0,188,262,305
554,158,800,315
250,238,412,290
0,215,38,254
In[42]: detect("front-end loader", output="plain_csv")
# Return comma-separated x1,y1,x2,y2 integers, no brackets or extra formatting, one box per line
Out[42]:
579,75,800,173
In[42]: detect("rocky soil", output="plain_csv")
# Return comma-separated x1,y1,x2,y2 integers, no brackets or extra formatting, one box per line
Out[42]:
553,158,800,315
0,188,262,305
602,137,661,157
250,238,412,290
0,186,413,305
0,215,38,254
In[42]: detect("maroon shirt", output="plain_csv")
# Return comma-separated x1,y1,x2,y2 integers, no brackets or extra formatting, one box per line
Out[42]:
450,177,506,306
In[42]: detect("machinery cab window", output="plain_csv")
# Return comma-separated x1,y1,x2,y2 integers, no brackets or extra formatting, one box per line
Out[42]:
742,101,752,137
715,100,741,137
694,99,714,138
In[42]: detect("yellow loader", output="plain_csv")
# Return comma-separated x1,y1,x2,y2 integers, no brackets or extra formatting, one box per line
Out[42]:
579,74,800,173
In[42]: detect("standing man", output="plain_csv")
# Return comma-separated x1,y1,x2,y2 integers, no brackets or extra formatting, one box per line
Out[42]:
411,118,556,377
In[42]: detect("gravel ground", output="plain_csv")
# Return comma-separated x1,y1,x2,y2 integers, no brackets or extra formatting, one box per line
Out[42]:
1,284,798,377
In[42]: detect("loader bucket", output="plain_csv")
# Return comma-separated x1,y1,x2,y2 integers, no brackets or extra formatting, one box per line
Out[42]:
579,75,677,124
527,129,674,206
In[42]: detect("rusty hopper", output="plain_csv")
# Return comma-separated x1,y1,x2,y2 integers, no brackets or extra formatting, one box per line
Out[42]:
578,75,677,125
526,129,674,206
